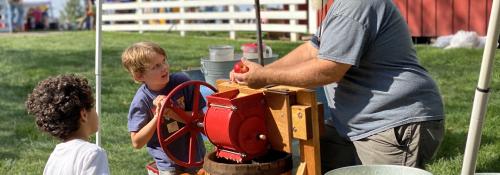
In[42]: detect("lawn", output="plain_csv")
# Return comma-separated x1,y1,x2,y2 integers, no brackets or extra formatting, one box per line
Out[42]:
0,31,499,174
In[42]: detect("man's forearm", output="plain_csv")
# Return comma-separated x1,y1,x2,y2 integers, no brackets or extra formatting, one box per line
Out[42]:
255,58,350,89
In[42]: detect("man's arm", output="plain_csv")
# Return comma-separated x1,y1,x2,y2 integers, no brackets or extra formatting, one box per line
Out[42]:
257,58,350,88
86,0,94,15
234,42,351,89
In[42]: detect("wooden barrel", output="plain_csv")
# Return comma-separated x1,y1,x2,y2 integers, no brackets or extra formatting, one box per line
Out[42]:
203,150,292,175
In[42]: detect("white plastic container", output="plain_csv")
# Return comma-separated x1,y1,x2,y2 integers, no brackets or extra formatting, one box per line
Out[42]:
209,45,234,61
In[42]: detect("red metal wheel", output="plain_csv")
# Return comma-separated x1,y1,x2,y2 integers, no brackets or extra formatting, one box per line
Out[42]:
156,80,217,168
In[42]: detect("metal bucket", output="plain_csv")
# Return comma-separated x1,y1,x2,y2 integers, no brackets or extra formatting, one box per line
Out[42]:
325,165,432,175
200,54,278,86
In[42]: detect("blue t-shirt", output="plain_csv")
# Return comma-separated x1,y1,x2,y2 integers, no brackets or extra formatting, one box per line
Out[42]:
127,73,206,171
311,0,444,141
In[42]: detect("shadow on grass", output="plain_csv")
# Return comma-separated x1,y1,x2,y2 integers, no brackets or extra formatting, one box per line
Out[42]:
479,156,500,173
0,152,19,161
0,82,44,160
0,47,101,164
434,129,467,159
432,128,500,172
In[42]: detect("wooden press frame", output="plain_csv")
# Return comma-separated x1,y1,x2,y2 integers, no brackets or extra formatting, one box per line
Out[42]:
216,80,324,175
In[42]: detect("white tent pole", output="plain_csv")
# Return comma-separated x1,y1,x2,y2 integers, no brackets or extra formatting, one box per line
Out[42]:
95,0,103,147
461,0,500,174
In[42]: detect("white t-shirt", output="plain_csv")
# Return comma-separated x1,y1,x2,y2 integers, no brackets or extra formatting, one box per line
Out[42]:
44,139,110,175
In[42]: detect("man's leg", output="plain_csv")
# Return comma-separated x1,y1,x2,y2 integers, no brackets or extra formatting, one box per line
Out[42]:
352,120,444,169
320,124,358,174
16,4,24,31
414,120,445,167
10,4,16,28
11,4,24,31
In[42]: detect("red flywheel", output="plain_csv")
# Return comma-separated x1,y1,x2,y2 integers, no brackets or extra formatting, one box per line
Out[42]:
156,80,217,168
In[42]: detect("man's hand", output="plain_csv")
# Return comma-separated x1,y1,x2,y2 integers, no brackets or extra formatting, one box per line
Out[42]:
230,59,268,89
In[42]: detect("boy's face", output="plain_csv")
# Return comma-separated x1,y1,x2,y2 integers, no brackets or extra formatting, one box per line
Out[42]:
135,53,170,91
87,107,99,134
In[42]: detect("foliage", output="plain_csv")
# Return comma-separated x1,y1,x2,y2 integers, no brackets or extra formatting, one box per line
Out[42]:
59,0,84,24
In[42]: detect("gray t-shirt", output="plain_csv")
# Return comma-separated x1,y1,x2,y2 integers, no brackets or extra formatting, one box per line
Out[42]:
310,0,444,141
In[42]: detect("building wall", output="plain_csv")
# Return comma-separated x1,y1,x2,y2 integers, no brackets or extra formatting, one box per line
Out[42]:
318,0,493,37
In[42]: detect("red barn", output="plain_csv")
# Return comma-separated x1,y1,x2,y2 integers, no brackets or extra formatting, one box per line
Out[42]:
317,0,493,37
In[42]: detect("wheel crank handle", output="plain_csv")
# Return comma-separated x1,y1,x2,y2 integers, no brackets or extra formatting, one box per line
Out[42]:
258,134,267,141
196,122,204,128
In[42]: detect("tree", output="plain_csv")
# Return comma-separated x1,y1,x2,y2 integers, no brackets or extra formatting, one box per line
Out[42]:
59,0,84,26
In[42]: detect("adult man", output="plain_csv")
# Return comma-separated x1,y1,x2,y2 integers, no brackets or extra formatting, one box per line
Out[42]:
231,0,444,173
8,0,24,32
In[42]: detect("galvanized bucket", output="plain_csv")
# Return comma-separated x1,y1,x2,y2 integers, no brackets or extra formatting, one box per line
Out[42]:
325,165,432,175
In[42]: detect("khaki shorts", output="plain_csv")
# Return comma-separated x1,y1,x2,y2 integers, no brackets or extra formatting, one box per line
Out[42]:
320,120,444,174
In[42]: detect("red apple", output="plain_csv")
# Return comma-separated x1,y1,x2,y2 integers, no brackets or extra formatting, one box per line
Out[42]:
233,61,249,73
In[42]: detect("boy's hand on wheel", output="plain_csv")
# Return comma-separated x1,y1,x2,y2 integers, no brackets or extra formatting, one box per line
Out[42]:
153,95,167,117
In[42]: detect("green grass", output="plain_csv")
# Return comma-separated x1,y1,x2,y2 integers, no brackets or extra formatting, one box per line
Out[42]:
0,31,499,174
0,31,300,174
416,46,500,174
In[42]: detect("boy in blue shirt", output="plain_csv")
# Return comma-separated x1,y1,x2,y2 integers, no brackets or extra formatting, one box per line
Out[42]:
121,41,205,174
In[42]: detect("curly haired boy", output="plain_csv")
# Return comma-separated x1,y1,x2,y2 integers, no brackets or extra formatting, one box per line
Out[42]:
26,74,110,175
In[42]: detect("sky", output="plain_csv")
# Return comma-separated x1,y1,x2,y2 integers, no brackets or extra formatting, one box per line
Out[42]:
51,0,68,18
49,0,68,18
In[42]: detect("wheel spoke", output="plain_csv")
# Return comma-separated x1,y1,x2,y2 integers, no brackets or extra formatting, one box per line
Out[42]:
163,126,189,145
191,85,201,120
189,131,198,164
168,105,190,123
157,81,217,168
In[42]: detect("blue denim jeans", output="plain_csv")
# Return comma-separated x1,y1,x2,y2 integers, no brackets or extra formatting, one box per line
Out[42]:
9,2,24,30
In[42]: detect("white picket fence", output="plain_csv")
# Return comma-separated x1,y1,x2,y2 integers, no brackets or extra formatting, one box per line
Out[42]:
102,0,318,41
